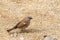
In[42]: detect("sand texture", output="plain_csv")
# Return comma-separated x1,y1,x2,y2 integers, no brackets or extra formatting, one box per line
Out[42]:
0,0,60,40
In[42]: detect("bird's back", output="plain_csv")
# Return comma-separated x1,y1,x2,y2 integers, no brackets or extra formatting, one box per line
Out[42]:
15,19,30,29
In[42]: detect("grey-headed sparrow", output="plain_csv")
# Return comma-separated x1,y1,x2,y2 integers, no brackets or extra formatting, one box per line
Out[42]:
7,16,32,32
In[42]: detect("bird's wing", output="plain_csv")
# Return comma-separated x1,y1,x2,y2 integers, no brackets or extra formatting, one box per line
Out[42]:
17,22,27,28
14,22,21,28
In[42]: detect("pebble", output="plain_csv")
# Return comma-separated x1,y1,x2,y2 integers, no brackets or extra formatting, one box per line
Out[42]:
43,35,57,40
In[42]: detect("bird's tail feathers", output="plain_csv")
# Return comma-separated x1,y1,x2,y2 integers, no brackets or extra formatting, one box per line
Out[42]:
7,26,17,32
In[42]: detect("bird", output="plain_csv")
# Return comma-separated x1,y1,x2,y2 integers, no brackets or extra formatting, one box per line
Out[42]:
7,16,32,32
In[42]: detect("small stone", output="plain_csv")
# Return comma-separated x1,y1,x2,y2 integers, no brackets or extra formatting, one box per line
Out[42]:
13,32,18,37
10,32,18,37
43,36,57,40
20,36,24,40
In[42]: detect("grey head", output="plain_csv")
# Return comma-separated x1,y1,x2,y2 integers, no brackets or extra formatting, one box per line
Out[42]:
25,16,32,21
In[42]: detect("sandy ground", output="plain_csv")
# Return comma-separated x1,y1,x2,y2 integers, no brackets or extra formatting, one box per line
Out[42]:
0,0,60,40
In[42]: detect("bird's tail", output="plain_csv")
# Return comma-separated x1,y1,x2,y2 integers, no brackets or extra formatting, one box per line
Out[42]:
7,28,14,32
7,26,17,32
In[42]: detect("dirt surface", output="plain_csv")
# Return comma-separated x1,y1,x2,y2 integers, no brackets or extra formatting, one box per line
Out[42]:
0,0,60,40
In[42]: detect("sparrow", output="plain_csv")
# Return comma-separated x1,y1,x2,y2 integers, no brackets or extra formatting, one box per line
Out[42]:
7,16,32,32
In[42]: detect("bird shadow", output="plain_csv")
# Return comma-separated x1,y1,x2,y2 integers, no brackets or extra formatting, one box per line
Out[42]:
20,29,43,33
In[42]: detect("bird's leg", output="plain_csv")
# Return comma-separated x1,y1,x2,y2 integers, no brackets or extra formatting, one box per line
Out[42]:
20,28,29,33
20,28,26,33
21,28,25,32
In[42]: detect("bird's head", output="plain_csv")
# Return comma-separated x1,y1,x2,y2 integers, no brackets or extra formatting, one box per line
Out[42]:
25,16,32,21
